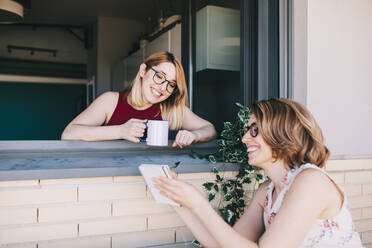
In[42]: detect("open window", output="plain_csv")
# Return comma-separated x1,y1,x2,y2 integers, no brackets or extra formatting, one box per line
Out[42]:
0,0,291,140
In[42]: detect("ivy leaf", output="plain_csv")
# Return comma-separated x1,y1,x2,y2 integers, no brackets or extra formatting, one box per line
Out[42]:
208,193,215,202
212,167,219,174
256,173,264,181
192,240,202,248
208,155,217,164
222,185,228,194
216,175,222,181
203,182,214,191
236,188,245,198
243,177,252,184
224,193,233,201
213,184,219,192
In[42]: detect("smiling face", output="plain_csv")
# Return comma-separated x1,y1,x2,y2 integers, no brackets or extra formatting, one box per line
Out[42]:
242,115,274,168
140,62,176,105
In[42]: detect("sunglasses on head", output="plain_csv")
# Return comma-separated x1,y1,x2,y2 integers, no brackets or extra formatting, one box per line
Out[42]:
244,122,259,138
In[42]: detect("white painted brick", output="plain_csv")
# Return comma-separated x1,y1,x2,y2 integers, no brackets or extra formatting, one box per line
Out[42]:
326,159,372,171
176,227,194,243
362,231,372,243
38,236,110,248
178,172,215,180
363,184,372,195
350,208,362,221
79,217,146,236
348,196,372,209
148,213,185,230
79,183,146,201
0,180,39,188
363,208,372,219
340,184,362,197
113,198,172,216
39,202,111,222
0,242,37,248
0,224,77,245
328,172,344,184
0,187,77,206
345,171,372,184
114,176,144,183
112,229,175,248
40,177,112,185
355,219,372,233
0,207,37,225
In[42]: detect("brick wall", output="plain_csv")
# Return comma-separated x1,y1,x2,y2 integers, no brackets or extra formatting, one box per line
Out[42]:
326,159,372,248
0,159,371,247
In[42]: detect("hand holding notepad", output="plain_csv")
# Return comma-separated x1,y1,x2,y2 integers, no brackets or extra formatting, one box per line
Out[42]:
138,164,180,207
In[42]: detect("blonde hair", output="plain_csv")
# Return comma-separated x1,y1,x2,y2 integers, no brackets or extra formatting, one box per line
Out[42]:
124,51,189,130
250,98,330,168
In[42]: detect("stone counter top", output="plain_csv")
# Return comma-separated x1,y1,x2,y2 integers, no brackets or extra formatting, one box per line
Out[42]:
0,140,238,180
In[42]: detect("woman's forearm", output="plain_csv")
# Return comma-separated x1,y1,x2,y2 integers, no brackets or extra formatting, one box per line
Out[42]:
174,207,220,248
61,124,122,141
191,124,217,143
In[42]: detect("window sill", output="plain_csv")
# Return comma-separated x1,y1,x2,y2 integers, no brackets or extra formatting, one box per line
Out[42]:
0,140,238,181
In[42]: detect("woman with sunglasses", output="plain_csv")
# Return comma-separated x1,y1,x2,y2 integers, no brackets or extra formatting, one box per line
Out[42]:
62,51,216,147
154,98,363,247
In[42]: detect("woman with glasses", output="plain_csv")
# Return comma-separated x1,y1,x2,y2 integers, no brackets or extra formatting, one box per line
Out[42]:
62,51,216,147
154,98,363,247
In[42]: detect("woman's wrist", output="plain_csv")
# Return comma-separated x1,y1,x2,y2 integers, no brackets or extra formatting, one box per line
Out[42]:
191,130,200,142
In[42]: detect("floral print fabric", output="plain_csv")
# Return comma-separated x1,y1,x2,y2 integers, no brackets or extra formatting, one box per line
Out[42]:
263,163,363,248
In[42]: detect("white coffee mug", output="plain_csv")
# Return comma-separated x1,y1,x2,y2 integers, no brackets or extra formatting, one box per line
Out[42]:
140,120,169,146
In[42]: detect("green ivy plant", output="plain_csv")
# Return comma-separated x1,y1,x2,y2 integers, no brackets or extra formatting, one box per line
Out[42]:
191,103,266,247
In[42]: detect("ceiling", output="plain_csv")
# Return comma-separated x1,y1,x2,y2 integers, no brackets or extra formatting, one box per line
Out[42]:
22,0,178,25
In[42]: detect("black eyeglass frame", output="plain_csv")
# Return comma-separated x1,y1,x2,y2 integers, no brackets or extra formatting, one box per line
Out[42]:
244,122,259,138
147,65,178,94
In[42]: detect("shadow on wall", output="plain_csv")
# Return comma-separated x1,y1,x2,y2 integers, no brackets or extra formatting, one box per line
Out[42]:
0,82,86,140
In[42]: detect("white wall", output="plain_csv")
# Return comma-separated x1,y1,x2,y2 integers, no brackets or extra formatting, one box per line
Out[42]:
96,16,146,95
295,0,372,157
0,25,87,64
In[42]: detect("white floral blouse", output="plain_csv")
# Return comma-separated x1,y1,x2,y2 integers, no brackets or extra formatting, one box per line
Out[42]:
263,163,363,248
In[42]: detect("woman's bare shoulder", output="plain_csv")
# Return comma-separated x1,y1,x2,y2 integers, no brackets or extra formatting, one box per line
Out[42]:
93,91,119,107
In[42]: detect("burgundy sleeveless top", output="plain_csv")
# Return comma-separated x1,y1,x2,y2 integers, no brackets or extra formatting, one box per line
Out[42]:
106,92,162,125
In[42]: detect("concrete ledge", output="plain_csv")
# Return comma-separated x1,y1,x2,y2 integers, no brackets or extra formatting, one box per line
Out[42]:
0,140,239,181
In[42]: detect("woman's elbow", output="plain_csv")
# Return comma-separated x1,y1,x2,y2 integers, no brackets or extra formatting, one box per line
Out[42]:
61,126,74,140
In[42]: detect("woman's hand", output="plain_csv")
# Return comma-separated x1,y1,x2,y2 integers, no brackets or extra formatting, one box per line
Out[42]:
172,130,197,148
119,118,147,142
153,170,207,210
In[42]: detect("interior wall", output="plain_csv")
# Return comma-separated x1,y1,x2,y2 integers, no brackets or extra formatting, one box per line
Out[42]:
96,17,146,95
306,0,372,156
0,25,87,64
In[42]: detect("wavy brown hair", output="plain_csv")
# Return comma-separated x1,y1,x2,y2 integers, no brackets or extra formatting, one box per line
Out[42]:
125,51,189,129
250,98,330,168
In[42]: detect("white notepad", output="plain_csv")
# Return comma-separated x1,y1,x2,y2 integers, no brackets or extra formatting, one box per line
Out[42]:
138,164,180,207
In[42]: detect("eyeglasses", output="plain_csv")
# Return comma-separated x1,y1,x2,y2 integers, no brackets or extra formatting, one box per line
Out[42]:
244,122,259,138
147,65,178,94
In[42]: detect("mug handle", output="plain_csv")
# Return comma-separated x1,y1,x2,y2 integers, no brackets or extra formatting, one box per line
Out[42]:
138,121,148,143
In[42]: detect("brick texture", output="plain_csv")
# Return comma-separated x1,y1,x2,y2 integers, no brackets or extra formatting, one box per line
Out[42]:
0,207,37,225
79,183,146,201
40,177,113,185
79,217,147,236
0,187,77,206
112,229,175,248
38,202,111,222
38,236,111,248
148,213,185,230
113,198,172,216
0,224,77,245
